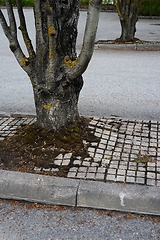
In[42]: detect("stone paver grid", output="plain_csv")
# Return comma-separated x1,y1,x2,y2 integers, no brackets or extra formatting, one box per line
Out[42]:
0,116,160,187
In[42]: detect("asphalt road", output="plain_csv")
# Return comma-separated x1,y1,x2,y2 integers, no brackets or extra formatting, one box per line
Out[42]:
0,10,160,120
0,200,160,240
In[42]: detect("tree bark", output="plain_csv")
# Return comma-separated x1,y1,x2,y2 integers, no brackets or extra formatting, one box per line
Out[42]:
115,0,143,41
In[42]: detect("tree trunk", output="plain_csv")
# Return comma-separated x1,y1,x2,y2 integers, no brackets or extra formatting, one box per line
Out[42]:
115,0,142,41
31,0,83,130
0,0,102,130
119,7,137,41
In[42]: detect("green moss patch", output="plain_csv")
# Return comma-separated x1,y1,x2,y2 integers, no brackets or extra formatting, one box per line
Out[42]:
134,154,155,164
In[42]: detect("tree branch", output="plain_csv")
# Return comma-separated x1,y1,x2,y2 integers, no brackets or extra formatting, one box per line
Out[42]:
0,2,32,74
0,9,12,39
64,0,102,80
6,0,17,38
16,0,36,59
34,0,46,45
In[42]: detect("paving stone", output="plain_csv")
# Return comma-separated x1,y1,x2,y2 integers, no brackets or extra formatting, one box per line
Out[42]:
147,172,155,179
98,143,106,149
88,167,97,173
67,171,76,178
102,130,110,135
126,176,136,183
76,172,86,179
91,162,99,167
95,128,103,134
88,126,95,130
54,159,62,166
137,166,146,172
116,175,125,182
147,162,156,167
50,168,59,172
101,159,110,166
157,181,160,187
95,173,104,180
96,148,104,154
85,172,95,179
73,160,81,165
106,174,116,181
62,160,70,166
129,162,137,166
64,153,72,159
82,161,90,167
110,160,118,165
94,153,103,159
42,168,50,172
107,169,116,174
91,142,98,147
106,145,114,151
117,169,126,175
90,120,98,125
108,141,116,147
55,154,63,160
69,167,78,172
88,147,95,153
127,170,135,176
147,179,156,186
128,165,137,171
136,177,145,184
118,165,127,170
99,139,107,145
147,166,155,172
78,167,87,172
94,132,101,137
34,167,42,172
93,157,101,163
137,171,145,178
97,167,106,173
88,152,95,157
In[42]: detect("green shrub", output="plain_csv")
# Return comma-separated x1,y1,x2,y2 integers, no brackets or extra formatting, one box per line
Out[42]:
1,0,159,16
0,0,34,6
139,0,160,16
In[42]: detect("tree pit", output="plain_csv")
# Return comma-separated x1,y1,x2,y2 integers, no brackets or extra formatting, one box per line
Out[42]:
0,117,99,177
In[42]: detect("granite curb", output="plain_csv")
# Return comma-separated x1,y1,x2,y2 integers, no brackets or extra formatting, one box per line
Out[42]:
95,42,160,51
0,170,159,216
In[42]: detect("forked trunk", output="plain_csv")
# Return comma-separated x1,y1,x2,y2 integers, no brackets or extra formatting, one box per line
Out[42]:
0,0,102,130
119,13,137,41
115,0,141,41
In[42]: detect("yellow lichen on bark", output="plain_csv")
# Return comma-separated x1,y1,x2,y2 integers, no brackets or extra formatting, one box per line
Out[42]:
21,57,29,67
64,57,77,68
43,103,51,110
48,25,56,36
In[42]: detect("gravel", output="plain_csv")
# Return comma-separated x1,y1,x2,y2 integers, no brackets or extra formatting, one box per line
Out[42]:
0,200,160,240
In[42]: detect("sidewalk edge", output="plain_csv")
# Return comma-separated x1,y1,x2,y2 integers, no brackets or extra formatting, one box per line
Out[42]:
0,170,159,216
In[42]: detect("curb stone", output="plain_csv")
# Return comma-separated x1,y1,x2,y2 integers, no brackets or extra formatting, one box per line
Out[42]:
95,43,160,51
0,170,159,216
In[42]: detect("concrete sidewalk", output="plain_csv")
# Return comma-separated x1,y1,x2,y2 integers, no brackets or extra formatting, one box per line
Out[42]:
0,115,159,215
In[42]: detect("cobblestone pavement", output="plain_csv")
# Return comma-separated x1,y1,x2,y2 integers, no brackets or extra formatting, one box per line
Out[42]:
0,116,160,187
